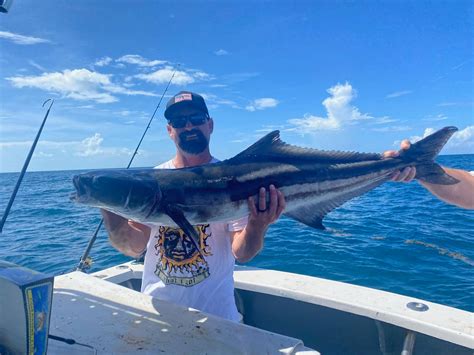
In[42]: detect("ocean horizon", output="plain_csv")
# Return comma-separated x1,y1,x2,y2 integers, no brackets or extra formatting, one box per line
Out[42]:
1,153,473,175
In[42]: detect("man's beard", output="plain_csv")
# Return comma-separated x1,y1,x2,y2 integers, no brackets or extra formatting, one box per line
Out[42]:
178,129,209,154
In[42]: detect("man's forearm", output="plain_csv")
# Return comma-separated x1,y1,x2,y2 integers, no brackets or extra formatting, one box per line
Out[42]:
101,210,149,257
420,168,474,209
232,222,267,263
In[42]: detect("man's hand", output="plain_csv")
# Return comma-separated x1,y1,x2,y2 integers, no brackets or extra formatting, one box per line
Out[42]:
247,184,286,227
383,139,417,183
101,209,150,257
231,185,286,263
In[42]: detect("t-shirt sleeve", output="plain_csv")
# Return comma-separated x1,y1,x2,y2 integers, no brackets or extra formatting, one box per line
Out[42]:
227,215,248,232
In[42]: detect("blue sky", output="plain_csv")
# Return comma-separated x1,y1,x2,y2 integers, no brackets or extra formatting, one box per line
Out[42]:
0,1,472,173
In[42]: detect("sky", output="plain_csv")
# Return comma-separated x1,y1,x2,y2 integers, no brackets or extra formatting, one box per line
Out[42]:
0,1,472,173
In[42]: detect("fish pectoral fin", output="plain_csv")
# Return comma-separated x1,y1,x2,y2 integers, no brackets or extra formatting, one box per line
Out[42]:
285,175,391,230
164,204,203,254
284,208,326,230
285,207,326,230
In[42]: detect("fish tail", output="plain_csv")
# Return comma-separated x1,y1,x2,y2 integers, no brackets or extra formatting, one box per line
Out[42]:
400,126,459,185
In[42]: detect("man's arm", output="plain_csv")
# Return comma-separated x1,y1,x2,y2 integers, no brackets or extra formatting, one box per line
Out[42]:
101,209,151,258
231,185,286,263
419,168,474,209
384,140,474,210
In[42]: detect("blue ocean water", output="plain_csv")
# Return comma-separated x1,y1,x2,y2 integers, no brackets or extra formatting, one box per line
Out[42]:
0,155,473,312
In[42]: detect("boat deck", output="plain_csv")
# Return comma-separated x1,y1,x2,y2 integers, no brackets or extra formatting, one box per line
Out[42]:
47,271,318,354
90,262,474,354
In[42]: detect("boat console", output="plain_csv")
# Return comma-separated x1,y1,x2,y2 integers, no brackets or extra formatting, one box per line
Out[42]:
0,260,54,355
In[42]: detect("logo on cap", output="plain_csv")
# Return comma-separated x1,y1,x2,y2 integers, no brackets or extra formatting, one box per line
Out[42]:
174,93,193,103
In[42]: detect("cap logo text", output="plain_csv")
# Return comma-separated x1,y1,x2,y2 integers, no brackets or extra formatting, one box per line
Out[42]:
174,93,192,103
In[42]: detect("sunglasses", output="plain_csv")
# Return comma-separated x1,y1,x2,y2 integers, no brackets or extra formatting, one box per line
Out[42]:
168,114,209,129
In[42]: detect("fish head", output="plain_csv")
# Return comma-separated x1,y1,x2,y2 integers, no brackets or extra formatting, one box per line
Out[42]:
72,169,162,219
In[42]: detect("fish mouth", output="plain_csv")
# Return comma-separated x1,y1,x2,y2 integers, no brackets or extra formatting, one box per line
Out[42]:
71,174,97,204
69,191,89,203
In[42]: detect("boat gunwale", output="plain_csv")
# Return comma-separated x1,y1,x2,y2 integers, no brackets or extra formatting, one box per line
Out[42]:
91,262,473,350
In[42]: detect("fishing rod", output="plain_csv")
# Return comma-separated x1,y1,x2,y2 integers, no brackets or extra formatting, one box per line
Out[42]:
76,65,179,272
0,99,54,233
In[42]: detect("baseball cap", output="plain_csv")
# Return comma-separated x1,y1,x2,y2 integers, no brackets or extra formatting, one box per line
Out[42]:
164,91,209,119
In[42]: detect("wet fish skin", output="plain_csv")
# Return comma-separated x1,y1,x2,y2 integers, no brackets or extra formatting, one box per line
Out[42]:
72,126,458,246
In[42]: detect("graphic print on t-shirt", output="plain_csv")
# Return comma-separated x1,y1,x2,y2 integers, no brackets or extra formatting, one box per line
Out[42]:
154,224,212,287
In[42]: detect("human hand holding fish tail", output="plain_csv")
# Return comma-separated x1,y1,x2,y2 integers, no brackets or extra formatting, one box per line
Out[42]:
384,140,417,182
384,138,474,209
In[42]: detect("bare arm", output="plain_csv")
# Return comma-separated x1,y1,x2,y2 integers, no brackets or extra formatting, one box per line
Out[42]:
384,140,474,210
419,168,474,209
231,185,286,263
101,209,151,258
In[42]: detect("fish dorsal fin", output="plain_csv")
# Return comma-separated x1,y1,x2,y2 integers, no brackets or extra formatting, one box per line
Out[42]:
230,130,382,163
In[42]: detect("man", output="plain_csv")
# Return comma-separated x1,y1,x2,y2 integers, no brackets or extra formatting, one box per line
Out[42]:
101,91,285,322
102,90,471,322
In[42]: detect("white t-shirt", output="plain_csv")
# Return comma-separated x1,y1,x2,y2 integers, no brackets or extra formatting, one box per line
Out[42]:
141,158,248,322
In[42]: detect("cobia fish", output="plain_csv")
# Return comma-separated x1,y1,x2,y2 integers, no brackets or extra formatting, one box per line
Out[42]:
72,126,458,249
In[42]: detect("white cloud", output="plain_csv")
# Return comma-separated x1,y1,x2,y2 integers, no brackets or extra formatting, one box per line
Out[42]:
437,101,474,107
117,110,132,117
0,141,33,148
372,116,398,125
214,49,229,56
28,60,46,71
409,128,436,143
288,82,371,133
34,151,53,158
114,109,148,119
76,133,104,156
246,98,279,112
192,71,212,80
422,114,448,122
200,93,238,109
385,90,413,99
94,56,113,67
135,66,196,85
7,68,157,103
372,125,412,133
117,54,167,67
74,133,136,157
0,31,51,45
224,72,260,84
451,126,474,146
0,135,135,159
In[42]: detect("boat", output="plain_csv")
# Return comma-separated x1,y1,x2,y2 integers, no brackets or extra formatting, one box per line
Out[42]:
2,256,472,354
